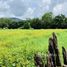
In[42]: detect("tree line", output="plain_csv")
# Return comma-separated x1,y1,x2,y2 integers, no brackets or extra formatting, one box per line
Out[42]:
0,12,67,29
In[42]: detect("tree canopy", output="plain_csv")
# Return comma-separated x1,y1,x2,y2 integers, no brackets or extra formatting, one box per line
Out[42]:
0,12,67,29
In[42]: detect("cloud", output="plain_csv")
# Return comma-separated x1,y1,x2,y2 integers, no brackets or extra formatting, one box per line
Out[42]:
0,0,67,19
0,1,15,17
21,7,34,19
0,0,51,19
0,1,9,12
53,2,67,16
21,0,51,18
8,0,27,16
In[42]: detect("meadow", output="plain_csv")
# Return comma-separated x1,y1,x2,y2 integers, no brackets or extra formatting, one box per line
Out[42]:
0,29,67,67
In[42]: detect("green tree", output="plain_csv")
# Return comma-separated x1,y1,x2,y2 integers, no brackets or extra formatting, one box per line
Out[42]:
42,12,53,28
23,21,31,29
30,18,42,29
0,18,12,28
52,14,66,28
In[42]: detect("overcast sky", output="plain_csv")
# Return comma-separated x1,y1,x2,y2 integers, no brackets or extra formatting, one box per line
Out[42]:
0,0,67,19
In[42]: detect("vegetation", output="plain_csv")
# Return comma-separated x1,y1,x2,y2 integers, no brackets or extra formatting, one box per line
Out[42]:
0,12,67,29
0,29,67,67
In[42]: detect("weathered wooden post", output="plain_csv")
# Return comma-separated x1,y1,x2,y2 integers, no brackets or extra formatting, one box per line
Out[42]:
47,52,54,67
62,47,67,65
34,32,62,67
34,53,44,67
48,37,56,67
52,32,61,66
47,32,61,67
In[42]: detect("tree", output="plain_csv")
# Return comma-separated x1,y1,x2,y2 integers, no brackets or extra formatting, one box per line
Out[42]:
23,22,31,29
42,12,53,28
52,14,66,28
0,18,12,28
8,21,18,29
30,18,42,29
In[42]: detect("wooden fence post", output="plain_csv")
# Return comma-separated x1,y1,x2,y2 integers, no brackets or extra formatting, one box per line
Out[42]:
62,47,67,65
48,37,56,67
52,32,61,66
34,53,44,67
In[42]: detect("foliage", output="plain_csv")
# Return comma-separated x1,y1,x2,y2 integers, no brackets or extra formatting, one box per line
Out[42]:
30,18,42,29
0,12,67,29
52,14,66,28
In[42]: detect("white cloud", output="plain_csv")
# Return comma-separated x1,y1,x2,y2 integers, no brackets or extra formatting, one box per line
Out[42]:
8,0,27,16
21,7,34,19
42,0,51,5
0,1,9,11
0,1,15,17
0,0,67,19
53,2,67,16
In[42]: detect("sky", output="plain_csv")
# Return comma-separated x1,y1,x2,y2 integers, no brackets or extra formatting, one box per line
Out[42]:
0,0,67,19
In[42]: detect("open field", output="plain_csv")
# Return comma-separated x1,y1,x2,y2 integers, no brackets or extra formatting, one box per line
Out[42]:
0,29,67,67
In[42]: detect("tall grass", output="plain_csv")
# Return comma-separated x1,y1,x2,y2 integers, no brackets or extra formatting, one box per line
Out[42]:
0,29,66,67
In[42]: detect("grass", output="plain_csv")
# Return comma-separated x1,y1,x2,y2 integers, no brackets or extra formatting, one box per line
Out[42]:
0,29,66,67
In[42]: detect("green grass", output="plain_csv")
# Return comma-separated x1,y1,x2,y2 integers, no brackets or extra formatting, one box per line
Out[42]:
0,29,67,67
